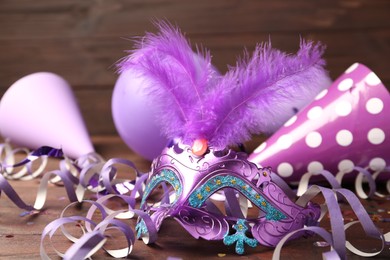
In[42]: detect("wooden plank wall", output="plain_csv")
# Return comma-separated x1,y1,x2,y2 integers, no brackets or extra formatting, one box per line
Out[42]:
0,0,389,135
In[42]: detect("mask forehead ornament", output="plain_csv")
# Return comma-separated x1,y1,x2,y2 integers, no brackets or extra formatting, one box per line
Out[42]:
118,21,331,254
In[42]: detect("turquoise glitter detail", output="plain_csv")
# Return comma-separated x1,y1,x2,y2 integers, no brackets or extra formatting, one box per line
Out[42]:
188,175,286,221
135,219,147,238
141,169,182,208
223,219,258,254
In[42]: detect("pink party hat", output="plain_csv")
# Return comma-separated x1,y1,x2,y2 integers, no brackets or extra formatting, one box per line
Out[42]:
0,72,94,158
249,63,389,182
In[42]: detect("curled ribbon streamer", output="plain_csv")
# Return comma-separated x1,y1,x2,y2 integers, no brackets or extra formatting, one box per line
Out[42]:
0,142,13,164
295,186,390,259
0,146,85,210
96,218,134,258
297,170,342,196
272,226,337,260
131,208,159,244
296,166,383,199
0,143,147,213
0,144,48,180
0,173,34,211
63,231,107,260
41,197,157,258
40,215,102,259
352,166,377,199
78,159,107,192
77,209,136,258
35,169,81,209
100,158,141,196
76,152,105,169
48,157,79,185
39,177,389,259
305,186,346,257
372,167,390,197
1,142,389,258
59,200,109,243
92,178,389,258
85,194,137,222
42,200,134,258
344,221,389,257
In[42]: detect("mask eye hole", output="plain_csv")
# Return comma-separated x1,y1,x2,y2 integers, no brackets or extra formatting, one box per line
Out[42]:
141,169,182,210
142,182,179,209
188,175,286,221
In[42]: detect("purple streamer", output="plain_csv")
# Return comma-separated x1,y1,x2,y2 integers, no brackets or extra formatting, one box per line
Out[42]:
63,231,106,260
11,146,63,168
321,187,347,258
101,158,140,195
353,166,376,198
272,226,338,259
0,174,34,210
1,142,389,259
223,188,245,219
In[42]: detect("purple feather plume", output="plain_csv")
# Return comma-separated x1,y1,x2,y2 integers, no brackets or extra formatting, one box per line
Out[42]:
117,21,218,142
118,21,331,150
200,40,331,149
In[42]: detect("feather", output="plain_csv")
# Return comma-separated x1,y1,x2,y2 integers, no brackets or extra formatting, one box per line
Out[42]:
118,21,331,150
117,21,218,142
202,40,331,149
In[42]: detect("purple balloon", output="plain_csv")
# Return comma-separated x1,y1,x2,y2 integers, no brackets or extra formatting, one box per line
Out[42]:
112,69,169,160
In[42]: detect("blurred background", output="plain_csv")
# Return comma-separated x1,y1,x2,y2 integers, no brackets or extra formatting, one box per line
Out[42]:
0,0,389,136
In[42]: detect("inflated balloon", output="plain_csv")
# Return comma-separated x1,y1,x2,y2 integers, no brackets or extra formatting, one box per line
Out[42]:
112,50,220,160
112,69,169,160
0,72,94,159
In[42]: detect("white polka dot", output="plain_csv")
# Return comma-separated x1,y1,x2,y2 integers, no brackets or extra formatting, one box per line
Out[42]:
284,115,297,127
307,106,323,120
369,157,386,171
336,129,353,147
345,63,359,74
277,134,293,150
367,128,385,145
253,142,267,153
366,98,384,114
335,101,352,116
305,131,322,148
277,162,294,178
365,72,381,86
338,159,354,173
337,78,354,91
307,161,324,174
315,89,328,100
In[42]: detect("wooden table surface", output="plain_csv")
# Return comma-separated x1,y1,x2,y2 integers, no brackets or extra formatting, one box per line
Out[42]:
0,136,389,259
0,0,389,136
0,0,389,259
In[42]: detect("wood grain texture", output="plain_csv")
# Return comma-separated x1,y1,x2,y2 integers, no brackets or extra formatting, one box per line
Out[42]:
1,2,389,258
0,136,389,259
0,0,389,135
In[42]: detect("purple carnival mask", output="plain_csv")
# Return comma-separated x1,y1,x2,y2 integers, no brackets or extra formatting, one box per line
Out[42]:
136,140,321,254
117,21,331,254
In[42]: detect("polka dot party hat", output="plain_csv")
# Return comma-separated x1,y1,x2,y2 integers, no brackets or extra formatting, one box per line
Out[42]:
248,63,389,182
